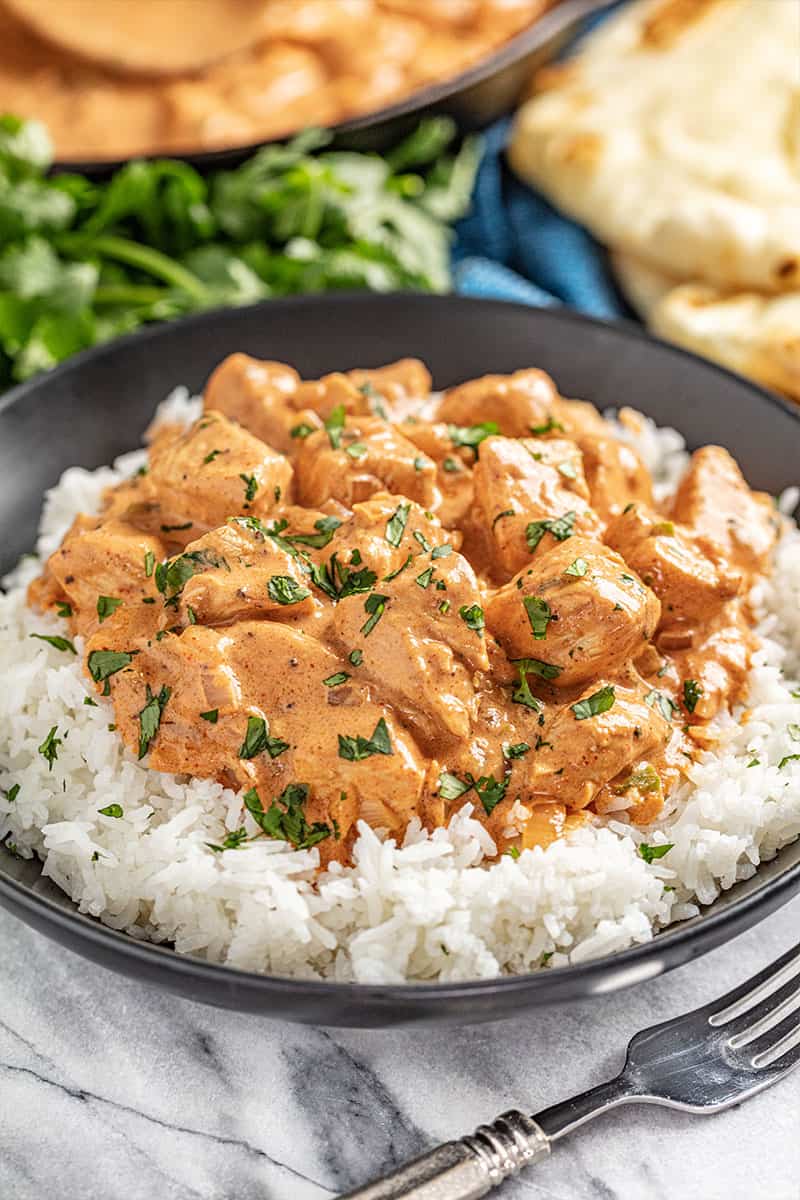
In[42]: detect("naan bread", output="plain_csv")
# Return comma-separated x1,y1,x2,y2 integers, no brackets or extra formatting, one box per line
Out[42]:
509,0,800,295
613,250,800,402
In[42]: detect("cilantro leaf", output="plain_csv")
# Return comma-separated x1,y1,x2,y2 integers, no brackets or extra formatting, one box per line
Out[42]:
571,686,616,721
523,596,551,640
137,684,170,759
267,575,311,605
338,717,393,761
30,632,76,654
639,842,674,864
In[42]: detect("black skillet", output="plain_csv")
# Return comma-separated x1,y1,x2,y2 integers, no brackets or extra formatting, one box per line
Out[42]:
1,293,799,1026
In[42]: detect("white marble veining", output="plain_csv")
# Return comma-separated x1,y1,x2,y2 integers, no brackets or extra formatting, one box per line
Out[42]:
2,898,800,1200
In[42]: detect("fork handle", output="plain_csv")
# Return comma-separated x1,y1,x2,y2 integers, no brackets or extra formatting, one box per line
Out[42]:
338,1110,550,1199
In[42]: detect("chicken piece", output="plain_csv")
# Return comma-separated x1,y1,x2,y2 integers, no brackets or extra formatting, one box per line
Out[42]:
293,416,439,509
436,368,562,437
575,435,653,523
522,672,674,810
346,358,432,423
111,621,428,854
485,537,660,688
203,354,306,453
606,503,741,628
323,492,454,581
667,604,757,722
399,419,475,527
169,521,321,631
328,523,488,745
671,446,778,579
471,436,603,580
147,411,292,533
37,515,165,642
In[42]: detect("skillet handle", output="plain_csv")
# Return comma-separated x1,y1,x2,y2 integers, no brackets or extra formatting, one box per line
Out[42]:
338,1110,550,1199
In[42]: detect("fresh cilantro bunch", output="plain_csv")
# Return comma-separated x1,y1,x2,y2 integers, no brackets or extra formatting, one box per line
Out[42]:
0,114,480,386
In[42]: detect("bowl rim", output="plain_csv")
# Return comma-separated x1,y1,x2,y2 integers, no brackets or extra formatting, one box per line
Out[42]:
1,291,799,1010
51,0,611,174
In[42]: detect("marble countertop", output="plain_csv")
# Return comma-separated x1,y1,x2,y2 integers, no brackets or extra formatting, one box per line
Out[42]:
2,898,799,1200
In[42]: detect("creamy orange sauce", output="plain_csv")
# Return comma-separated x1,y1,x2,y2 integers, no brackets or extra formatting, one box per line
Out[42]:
29,356,780,864
0,0,551,160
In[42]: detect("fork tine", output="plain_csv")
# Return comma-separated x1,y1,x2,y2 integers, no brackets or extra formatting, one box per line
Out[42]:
727,974,800,1047
752,1019,800,1070
707,942,800,1026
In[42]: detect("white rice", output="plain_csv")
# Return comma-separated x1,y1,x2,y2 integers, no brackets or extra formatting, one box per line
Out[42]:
1,395,799,984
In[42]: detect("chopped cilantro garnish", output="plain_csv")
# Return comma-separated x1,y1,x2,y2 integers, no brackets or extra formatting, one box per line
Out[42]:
206,827,249,852
238,715,289,760
202,448,222,464
564,557,588,577
492,509,514,529
511,661,543,711
286,514,343,551
38,725,61,770
98,803,123,818
325,404,346,449
200,709,218,724
416,566,435,589
160,522,193,533
645,688,678,721
779,754,800,769
268,575,311,605
459,603,484,634
413,456,426,472
137,684,170,759
514,656,562,681
437,768,506,815
144,550,155,577
96,595,123,622
83,696,98,707
239,473,258,503
529,415,565,435
683,679,703,714
345,442,368,460
525,510,576,553
55,601,73,618
323,672,350,688
3,783,20,803
361,593,389,636
447,421,499,455
383,553,412,582
30,632,76,655
88,648,136,684
431,543,453,559
385,501,411,547
338,717,393,761
639,842,674,864
504,742,531,759
442,457,461,473
244,784,331,850
349,649,363,667
438,599,451,614
571,685,616,720
616,765,661,794
523,596,551,640
290,422,315,439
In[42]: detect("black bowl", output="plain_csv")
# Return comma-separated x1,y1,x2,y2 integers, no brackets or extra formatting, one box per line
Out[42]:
55,0,610,175
1,294,799,1027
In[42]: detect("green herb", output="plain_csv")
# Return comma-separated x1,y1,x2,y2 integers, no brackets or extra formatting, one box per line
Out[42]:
323,672,350,688
652,521,675,536
137,684,170,759
0,117,478,388
747,757,760,768
779,754,800,769
3,783,20,803
97,595,122,622
349,649,363,667
155,548,229,604
683,679,703,714
459,603,484,634
55,600,73,618
385,501,411,547
206,827,249,852
413,456,426,471
239,715,288,760
564,557,588,577
514,656,562,682
639,842,674,864
160,522,193,533
361,593,389,636
416,566,435,589
431,543,452,560
571,685,616,721
345,442,368,460
144,550,155,577
244,783,331,851
529,416,565,435
506,845,521,860
645,688,678,721
788,724,800,743
504,742,531,759
30,632,76,654
83,696,98,707
324,404,346,449
202,448,222,464
338,717,393,761
438,771,472,800
88,648,136,684
437,769,506,815
98,803,123,819
525,510,576,553
447,421,499,455
616,765,661,794
511,661,543,711
382,552,412,582
523,596,551,640
239,472,258,503
267,575,311,605
442,457,460,473
285,514,342,550
38,725,61,770
438,599,451,614
290,422,315,439
492,509,514,529
200,709,218,723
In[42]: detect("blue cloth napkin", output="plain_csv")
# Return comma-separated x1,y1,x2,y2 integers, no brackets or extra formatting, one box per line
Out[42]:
452,117,628,320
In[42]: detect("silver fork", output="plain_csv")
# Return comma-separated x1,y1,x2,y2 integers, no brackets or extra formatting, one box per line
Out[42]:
341,941,800,1199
